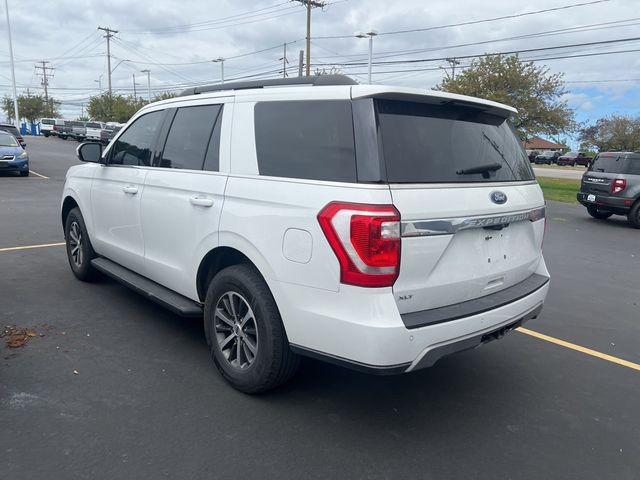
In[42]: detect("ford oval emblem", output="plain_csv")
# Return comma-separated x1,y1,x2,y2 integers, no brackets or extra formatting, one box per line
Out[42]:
490,191,507,204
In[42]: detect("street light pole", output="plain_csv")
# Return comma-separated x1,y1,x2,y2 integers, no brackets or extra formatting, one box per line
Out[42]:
141,69,151,103
356,30,378,84
213,58,225,84
3,0,19,127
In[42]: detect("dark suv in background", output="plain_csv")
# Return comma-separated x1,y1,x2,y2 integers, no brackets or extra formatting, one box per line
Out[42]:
577,152,640,228
534,151,562,164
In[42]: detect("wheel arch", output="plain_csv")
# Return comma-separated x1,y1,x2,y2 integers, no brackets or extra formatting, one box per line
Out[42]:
61,195,80,231
196,246,273,303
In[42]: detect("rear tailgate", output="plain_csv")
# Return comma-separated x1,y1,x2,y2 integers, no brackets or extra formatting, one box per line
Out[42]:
391,184,544,314
581,153,628,194
367,95,545,315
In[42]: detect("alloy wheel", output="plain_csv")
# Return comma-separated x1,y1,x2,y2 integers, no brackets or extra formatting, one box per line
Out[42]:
214,291,259,370
68,221,83,267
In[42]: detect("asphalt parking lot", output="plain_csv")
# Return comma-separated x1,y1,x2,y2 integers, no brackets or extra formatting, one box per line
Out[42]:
1,136,639,480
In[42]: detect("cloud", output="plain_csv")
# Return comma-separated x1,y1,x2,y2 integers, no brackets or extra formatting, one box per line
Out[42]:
1,0,637,120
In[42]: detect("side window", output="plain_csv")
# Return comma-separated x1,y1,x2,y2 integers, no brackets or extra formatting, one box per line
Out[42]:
626,157,640,175
110,111,164,166
254,100,357,182
160,105,221,170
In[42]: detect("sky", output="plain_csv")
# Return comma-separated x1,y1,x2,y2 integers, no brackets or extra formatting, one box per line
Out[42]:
1,0,639,146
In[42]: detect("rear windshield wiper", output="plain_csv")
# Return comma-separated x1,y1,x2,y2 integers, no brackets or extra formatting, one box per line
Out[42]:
456,162,503,178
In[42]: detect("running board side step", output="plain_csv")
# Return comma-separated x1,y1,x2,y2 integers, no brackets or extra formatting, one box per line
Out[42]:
90,258,203,317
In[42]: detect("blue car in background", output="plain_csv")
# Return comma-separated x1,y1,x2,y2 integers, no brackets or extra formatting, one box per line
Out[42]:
0,131,29,177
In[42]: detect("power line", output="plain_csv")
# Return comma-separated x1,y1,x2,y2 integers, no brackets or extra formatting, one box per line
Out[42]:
123,2,291,33
314,35,640,67
124,5,304,35
357,18,640,64
313,0,613,39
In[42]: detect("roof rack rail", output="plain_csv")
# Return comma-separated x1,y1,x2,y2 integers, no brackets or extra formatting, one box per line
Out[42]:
178,74,357,97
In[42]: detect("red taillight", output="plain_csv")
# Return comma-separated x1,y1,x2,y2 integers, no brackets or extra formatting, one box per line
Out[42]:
611,178,626,194
318,202,401,287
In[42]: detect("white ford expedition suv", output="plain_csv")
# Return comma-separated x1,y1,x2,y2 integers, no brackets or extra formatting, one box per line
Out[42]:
62,75,549,393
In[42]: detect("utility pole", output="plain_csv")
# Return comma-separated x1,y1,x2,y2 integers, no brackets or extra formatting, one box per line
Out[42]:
98,26,118,96
3,0,19,127
292,0,326,76
141,69,151,103
132,73,137,98
35,60,54,115
445,57,460,80
281,43,288,78
298,50,304,77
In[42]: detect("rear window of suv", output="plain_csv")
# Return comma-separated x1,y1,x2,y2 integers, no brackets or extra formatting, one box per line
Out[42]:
589,154,640,174
376,100,534,183
254,100,357,182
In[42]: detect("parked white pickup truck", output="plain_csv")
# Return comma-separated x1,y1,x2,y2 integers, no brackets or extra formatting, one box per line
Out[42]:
84,121,105,141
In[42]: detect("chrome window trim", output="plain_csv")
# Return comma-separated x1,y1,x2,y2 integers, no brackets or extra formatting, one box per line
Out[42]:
389,180,537,189
401,206,546,237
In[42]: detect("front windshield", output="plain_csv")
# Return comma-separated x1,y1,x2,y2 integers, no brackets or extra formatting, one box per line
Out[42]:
566,151,578,156
0,132,18,147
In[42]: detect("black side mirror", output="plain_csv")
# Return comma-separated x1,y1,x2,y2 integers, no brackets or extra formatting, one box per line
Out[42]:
77,142,103,163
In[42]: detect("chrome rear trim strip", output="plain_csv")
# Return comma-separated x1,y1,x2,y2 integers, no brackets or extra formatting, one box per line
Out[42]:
401,206,545,237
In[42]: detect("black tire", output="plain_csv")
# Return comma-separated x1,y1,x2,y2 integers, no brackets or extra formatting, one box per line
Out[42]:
586,205,613,220
20,169,29,177
203,264,299,393
627,201,640,229
43,132,49,137
64,207,99,281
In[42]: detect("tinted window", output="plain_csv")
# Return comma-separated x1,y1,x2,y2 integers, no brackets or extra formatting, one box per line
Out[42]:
626,157,640,175
254,100,357,182
376,100,534,183
86,122,102,129
110,111,164,166
590,154,640,175
589,154,626,174
41,119,54,125
160,105,221,170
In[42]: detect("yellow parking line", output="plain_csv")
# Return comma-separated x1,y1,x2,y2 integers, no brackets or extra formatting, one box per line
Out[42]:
517,327,640,372
0,242,65,252
29,170,49,179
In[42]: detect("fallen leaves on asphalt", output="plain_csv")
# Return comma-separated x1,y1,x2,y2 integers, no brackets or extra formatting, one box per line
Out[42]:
1,326,38,348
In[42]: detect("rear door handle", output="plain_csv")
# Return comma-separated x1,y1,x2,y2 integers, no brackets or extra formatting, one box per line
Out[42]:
190,195,213,207
122,185,138,195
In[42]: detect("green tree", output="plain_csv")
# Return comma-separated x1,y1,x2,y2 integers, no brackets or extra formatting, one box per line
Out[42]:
579,115,640,152
152,92,177,101
2,94,60,123
87,94,146,123
434,54,576,140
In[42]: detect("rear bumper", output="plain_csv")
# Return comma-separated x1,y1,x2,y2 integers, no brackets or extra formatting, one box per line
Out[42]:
577,192,633,213
275,260,550,374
